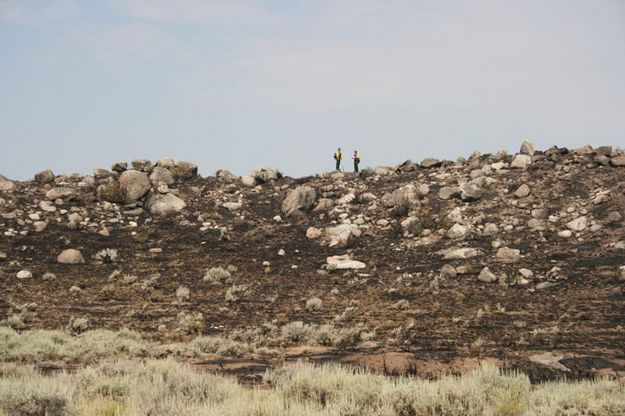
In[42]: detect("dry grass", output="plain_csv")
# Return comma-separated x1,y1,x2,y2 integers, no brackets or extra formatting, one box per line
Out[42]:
0,360,623,416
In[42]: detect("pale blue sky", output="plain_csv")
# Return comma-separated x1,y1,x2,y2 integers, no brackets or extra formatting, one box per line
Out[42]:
1,0,624,179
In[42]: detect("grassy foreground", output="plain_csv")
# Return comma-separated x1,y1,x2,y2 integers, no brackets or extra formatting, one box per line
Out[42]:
0,327,624,415
0,359,624,416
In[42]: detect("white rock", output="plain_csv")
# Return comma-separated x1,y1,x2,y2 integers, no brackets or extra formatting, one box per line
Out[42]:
496,247,521,262
57,249,85,264
241,176,256,187
306,227,322,239
558,230,573,238
447,223,468,239
566,216,587,232
478,267,498,283
510,154,532,169
145,193,186,216
326,255,366,270
16,270,32,279
223,202,242,211
327,224,361,247
442,248,479,260
119,170,150,203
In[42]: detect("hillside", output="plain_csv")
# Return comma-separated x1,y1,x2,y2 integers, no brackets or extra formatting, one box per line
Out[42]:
1,141,624,382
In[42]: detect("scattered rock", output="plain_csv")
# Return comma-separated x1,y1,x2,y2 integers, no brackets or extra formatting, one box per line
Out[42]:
251,166,279,183
132,159,153,172
34,169,55,183
57,249,85,264
326,255,366,270
16,270,32,279
496,247,521,262
420,158,442,168
149,167,175,185
438,186,459,200
327,224,361,247
447,223,468,239
520,140,535,156
566,216,587,232
145,193,186,216
45,187,74,201
510,154,532,169
478,267,498,283
282,186,317,217
119,170,150,203
609,155,625,167
306,227,322,239
0,174,15,192
442,248,479,260
172,161,198,180
514,184,531,198
460,183,483,201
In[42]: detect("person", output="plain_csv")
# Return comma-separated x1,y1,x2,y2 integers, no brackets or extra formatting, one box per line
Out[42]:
352,150,360,172
334,148,342,171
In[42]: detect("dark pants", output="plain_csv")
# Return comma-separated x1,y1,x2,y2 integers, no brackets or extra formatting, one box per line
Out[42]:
335,159,341,170
354,161,359,172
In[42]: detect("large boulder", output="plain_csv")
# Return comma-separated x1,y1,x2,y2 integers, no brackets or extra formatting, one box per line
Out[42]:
172,161,198,180
131,159,153,173
327,224,361,247
45,187,75,201
420,158,443,168
459,183,483,201
119,170,150,203
251,166,279,183
519,140,535,156
610,155,625,167
566,216,587,232
34,169,55,184
510,154,532,169
146,193,186,216
57,249,85,264
282,186,317,217
0,174,15,192
149,167,175,185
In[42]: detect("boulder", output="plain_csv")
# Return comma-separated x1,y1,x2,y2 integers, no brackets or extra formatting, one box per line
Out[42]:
326,255,366,270
16,270,32,279
57,249,85,264
460,183,483,201
216,170,237,180
132,159,153,172
45,187,75,201
566,216,587,232
282,186,317,217
156,158,175,169
438,186,459,200
610,155,625,167
119,170,150,203
312,198,334,212
306,227,322,239
519,140,535,156
420,158,442,168
172,161,198,180
327,224,361,247
149,167,175,185
251,166,279,183
145,193,186,216
478,267,498,283
222,202,242,211
510,154,532,169
111,162,128,172
514,184,531,198
447,223,468,239
34,169,55,184
496,247,520,262
241,176,256,187
0,174,15,192
442,248,479,260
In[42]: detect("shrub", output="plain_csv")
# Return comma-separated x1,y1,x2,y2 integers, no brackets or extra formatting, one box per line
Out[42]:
176,286,190,301
203,267,231,284
281,322,309,343
305,297,323,312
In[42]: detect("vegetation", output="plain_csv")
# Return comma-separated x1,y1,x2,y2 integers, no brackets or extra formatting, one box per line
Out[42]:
0,360,623,416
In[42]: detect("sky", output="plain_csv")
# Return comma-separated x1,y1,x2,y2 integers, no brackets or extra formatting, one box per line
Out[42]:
1,0,624,180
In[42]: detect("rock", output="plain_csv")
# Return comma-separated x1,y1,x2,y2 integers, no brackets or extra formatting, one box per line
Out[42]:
326,255,366,270
337,193,356,205
172,161,198,180
460,183,483,201
619,266,625,281
519,140,535,156
443,248,479,260
420,158,442,168
57,249,85,264
606,211,622,224
222,202,242,211
132,159,153,172
529,352,570,372
478,267,498,283
566,216,587,232
514,184,531,198
33,221,48,232
111,162,128,172
527,219,542,229
483,223,499,236
149,167,175,185
251,166,278,183
447,223,468,239
278,249,286,256
282,186,317,217
45,187,75,201
438,186,459,200
306,227,322,239
0,174,15,192
216,170,237,180
440,264,457,278
312,198,334,212
536,281,556,290
119,170,150,203
610,155,625,167
519,268,533,278
359,192,377,202
42,272,56,280
558,230,573,238
98,182,126,204
496,247,520,262
417,184,430,196
16,270,32,279
327,224,361,247
156,158,175,169
34,169,55,183
510,154,532,169
145,193,186,216
376,219,389,226
241,176,256,187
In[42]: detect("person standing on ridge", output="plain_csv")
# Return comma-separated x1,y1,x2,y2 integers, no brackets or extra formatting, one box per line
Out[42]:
353,150,360,172
334,148,342,171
